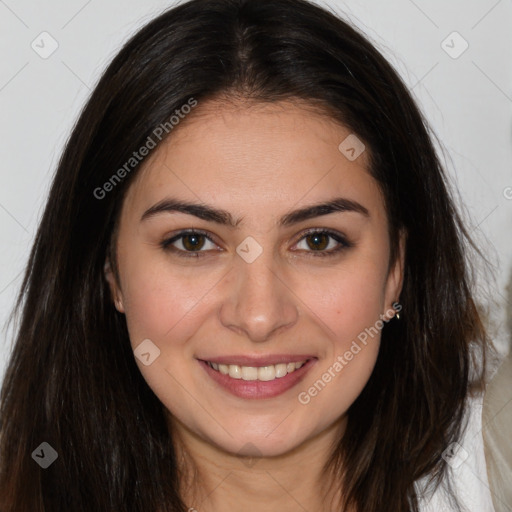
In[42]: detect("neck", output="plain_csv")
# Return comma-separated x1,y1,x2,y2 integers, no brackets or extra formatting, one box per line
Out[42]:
170,415,348,512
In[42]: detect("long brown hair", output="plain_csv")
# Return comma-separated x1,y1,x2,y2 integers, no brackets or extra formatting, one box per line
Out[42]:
0,0,494,510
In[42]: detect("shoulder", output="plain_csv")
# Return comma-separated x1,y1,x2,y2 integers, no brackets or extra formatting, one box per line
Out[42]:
482,351,512,512
415,354,512,512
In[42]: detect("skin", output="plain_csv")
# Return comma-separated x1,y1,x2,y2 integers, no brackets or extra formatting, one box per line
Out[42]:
106,99,404,512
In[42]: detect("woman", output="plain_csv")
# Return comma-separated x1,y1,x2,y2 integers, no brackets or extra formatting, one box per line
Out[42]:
0,0,507,510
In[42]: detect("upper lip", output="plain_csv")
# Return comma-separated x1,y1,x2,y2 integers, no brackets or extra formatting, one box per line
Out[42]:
198,354,316,366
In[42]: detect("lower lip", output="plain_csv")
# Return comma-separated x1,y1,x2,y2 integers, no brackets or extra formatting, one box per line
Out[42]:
198,358,317,399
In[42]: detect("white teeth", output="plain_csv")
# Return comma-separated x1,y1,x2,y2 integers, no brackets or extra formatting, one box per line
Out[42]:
207,360,309,381
258,366,276,381
228,365,242,379
241,366,258,381
274,363,288,378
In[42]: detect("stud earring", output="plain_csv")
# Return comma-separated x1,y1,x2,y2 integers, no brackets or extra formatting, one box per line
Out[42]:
392,301,402,320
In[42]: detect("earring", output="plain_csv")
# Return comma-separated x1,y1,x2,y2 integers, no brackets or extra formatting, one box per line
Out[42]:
392,301,402,320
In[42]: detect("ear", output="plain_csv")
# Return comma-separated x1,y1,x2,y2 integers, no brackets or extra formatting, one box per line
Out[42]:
383,229,406,320
104,259,125,313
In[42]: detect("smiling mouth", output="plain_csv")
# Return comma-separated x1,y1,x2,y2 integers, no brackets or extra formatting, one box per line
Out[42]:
198,357,317,399
203,359,311,382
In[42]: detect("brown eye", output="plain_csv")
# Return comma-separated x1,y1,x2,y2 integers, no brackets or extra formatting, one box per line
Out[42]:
181,233,206,251
294,229,352,257
161,230,218,257
305,232,330,251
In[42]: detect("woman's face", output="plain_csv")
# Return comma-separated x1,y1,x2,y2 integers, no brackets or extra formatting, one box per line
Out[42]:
107,100,404,458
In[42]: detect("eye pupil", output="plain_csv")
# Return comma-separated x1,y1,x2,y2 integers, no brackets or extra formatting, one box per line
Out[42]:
306,233,329,251
183,234,205,251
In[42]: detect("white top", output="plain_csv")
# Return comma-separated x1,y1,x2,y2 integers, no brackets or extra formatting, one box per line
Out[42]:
416,393,496,512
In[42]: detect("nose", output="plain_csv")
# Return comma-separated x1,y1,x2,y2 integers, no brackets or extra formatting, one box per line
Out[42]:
219,251,299,343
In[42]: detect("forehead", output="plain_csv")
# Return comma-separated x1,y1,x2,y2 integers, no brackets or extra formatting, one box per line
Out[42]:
122,99,386,225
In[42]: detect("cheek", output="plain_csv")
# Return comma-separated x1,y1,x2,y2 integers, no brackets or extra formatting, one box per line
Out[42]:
118,256,213,423
298,256,388,342
118,252,214,349
294,256,388,411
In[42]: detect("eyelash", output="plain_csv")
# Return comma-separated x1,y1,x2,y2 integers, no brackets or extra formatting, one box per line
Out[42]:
160,228,352,258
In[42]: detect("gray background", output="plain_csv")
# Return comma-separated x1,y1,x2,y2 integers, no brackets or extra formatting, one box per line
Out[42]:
1,0,512,381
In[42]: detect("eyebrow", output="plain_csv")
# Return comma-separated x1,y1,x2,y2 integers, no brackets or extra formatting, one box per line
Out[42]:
140,196,370,227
